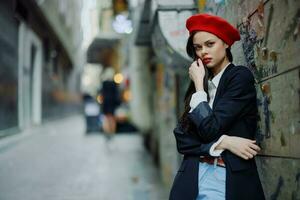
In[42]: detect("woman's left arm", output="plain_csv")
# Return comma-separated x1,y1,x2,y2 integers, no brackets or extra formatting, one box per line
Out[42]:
188,68,256,143
173,124,217,156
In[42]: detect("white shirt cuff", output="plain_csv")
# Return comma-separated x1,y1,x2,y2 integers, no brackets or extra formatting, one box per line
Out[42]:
189,91,207,113
209,135,226,157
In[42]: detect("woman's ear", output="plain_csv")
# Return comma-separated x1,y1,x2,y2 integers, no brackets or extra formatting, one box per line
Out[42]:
224,42,229,49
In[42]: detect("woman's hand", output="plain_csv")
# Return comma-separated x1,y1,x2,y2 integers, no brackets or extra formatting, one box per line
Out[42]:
216,135,261,160
189,58,205,91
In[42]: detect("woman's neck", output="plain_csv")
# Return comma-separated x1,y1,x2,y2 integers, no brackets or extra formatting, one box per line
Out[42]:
211,57,230,77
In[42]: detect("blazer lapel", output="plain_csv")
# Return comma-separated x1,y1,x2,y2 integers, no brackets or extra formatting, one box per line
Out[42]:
212,63,235,108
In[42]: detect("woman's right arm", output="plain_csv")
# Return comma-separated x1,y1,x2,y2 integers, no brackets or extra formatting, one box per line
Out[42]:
174,123,261,159
214,135,261,160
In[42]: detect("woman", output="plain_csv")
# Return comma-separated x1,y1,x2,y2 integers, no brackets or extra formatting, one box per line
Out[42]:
169,14,265,200
101,68,120,135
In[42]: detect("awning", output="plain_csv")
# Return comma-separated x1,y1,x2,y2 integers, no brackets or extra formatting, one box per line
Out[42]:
86,35,120,65
136,0,197,71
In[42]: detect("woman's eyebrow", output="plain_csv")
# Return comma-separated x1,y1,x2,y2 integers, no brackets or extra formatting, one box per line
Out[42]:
204,39,215,43
193,39,215,45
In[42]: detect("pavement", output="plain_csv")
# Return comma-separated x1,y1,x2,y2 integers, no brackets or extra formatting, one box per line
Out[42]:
0,115,168,200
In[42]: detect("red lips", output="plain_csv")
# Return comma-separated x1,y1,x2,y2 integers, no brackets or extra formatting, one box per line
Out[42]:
202,58,212,64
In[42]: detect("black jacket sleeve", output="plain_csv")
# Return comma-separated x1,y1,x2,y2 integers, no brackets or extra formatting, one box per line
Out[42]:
173,123,217,156
188,67,256,143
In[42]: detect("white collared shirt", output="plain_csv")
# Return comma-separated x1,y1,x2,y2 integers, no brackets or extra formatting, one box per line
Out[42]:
189,63,231,156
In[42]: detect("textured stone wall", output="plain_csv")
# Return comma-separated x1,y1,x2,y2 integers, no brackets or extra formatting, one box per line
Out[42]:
200,0,300,198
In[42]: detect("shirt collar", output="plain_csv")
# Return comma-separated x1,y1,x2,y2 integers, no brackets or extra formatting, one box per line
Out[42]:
210,63,231,88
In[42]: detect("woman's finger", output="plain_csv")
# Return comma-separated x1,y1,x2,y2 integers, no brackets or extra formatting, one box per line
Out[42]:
191,60,198,67
197,58,204,66
232,147,248,160
242,151,253,159
240,153,249,160
249,143,261,151
246,147,257,156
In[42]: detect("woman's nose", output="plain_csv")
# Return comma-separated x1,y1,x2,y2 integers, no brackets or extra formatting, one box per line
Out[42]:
201,47,208,56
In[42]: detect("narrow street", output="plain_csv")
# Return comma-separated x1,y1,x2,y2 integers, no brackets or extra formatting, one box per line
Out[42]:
0,115,168,200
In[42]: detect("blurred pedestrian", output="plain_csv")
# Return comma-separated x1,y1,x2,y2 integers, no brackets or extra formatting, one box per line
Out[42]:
169,14,265,200
100,68,120,138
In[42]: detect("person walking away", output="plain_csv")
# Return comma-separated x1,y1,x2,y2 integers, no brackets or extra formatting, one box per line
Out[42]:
100,68,120,138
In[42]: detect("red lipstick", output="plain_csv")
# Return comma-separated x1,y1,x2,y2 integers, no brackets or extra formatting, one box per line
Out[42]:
202,58,212,64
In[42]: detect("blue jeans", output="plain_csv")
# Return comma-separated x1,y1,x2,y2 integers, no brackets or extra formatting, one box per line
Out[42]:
196,162,226,200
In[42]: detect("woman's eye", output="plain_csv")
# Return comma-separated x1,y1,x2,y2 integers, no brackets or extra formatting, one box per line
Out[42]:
207,42,214,47
194,46,202,51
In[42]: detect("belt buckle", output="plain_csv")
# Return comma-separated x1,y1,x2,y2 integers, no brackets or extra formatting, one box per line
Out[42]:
199,156,225,168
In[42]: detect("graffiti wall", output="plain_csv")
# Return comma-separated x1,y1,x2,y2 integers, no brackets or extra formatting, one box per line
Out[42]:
197,0,300,198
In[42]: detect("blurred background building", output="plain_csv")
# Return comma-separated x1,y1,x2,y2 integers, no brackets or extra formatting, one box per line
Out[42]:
0,0,299,199
0,0,84,137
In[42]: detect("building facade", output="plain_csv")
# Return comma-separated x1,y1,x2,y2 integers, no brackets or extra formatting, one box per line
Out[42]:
0,0,84,137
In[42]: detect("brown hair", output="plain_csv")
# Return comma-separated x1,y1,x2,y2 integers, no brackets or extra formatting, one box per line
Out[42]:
179,32,233,133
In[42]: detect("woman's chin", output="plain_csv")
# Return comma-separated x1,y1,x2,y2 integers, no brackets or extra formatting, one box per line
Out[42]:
205,63,215,69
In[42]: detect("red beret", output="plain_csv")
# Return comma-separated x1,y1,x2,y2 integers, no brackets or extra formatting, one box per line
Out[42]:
186,14,240,46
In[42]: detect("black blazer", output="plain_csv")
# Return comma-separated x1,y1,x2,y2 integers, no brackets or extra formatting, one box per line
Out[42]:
169,64,265,200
